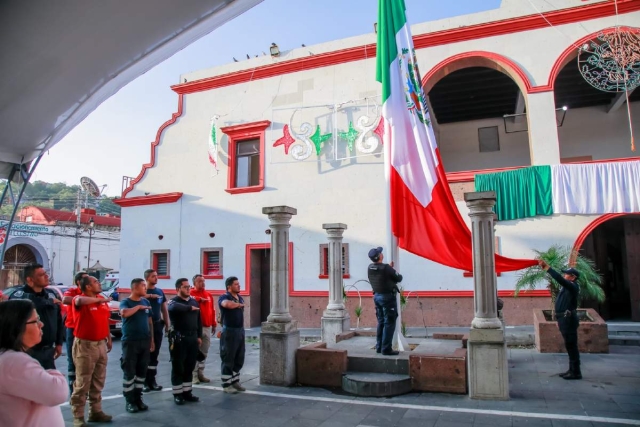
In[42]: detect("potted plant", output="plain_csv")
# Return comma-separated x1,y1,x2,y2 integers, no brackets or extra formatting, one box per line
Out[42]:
514,244,608,353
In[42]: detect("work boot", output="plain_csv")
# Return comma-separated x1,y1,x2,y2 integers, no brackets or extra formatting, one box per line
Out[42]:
558,368,571,378
198,373,211,383
182,391,200,402
87,411,113,422
173,394,185,405
382,350,400,356
223,386,238,394
135,390,149,411
73,418,88,427
232,382,246,392
143,381,163,392
125,401,139,413
563,362,582,380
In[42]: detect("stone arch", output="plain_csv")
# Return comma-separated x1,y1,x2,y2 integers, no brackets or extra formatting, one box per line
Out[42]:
4,237,50,270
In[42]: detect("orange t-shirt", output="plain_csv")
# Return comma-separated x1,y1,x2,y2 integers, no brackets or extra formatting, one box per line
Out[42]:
63,287,82,328
190,289,216,328
72,294,110,341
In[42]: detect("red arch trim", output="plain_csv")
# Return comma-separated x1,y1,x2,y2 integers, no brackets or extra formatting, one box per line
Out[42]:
421,51,538,94
120,94,184,198
571,213,640,264
545,26,639,92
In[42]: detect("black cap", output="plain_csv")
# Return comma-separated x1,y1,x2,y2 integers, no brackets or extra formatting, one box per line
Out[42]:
368,247,383,262
561,268,580,280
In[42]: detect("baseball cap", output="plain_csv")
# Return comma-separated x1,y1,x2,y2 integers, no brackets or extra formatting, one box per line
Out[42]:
368,247,383,261
561,268,580,279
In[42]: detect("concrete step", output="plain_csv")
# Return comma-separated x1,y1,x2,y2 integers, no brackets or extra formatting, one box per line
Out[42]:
609,335,640,346
342,372,412,397
346,354,409,375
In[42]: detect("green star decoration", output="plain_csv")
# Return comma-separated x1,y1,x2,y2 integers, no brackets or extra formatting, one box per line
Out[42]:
338,121,360,152
309,125,332,155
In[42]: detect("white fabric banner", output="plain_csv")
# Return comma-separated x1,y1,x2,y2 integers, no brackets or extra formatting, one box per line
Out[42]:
551,161,640,214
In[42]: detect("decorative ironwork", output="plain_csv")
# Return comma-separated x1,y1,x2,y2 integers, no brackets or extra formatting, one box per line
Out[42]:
577,27,640,93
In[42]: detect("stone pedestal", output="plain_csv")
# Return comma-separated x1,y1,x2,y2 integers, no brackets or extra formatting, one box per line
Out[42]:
464,192,509,400
260,206,300,386
321,223,350,345
467,328,509,400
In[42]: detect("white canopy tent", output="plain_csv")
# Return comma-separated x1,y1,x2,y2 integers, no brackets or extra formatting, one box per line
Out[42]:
0,0,262,260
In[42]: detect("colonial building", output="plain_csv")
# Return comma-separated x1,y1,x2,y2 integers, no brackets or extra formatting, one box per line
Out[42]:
0,207,121,287
114,0,640,327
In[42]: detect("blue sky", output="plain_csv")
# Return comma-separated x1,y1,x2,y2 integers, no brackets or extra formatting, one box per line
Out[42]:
34,0,501,197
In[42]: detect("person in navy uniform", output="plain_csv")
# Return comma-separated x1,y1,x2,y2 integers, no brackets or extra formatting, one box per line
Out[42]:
142,269,170,392
539,260,582,380
9,263,63,369
119,278,154,413
367,247,403,356
167,278,201,405
218,276,246,394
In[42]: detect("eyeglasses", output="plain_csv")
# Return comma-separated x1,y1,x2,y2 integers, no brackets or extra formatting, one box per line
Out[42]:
26,316,41,325
180,285,190,289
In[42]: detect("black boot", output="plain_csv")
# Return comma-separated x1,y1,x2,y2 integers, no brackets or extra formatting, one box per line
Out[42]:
143,381,163,392
125,392,139,413
135,389,149,411
173,394,185,405
558,368,571,378
563,362,582,380
182,391,200,402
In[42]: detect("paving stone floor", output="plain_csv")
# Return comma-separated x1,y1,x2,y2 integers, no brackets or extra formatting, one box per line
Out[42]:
55,335,640,427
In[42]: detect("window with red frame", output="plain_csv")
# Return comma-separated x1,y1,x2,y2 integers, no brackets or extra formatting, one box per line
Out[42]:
201,247,223,279
221,120,270,194
151,250,170,278
319,243,350,279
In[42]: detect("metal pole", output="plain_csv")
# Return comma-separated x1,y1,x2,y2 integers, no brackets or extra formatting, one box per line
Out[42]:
87,230,93,270
72,189,82,276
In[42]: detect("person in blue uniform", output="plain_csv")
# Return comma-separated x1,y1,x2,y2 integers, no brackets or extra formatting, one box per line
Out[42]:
142,269,170,392
119,278,154,413
218,276,246,394
539,260,582,380
367,247,403,356
9,263,63,369
168,278,201,405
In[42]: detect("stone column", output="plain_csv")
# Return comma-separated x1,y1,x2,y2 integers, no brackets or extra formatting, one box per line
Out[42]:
260,206,300,386
464,192,509,400
321,223,350,345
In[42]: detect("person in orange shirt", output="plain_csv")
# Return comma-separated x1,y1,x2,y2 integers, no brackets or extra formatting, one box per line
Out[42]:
69,276,112,427
62,272,88,393
190,274,216,384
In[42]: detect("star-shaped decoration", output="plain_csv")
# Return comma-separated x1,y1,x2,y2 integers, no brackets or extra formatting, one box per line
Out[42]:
309,125,332,155
373,117,384,143
273,124,296,155
338,121,360,152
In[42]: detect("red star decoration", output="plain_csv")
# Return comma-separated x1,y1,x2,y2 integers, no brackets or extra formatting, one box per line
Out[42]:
373,117,385,143
273,124,296,154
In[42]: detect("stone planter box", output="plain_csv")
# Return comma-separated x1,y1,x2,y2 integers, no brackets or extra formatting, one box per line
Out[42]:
534,308,609,353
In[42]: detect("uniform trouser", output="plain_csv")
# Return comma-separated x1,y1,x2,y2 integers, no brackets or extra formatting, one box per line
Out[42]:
146,321,164,385
374,293,398,354
66,328,76,387
220,326,245,388
193,326,212,377
29,344,56,370
558,317,581,369
121,339,150,401
70,338,108,419
170,334,198,395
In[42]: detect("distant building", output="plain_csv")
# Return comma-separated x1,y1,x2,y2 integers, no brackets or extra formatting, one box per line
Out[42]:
0,206,121,288
115,0,640,326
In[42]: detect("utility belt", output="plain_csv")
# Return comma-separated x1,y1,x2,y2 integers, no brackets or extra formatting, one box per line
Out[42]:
563,309,577,318
168,328,197,351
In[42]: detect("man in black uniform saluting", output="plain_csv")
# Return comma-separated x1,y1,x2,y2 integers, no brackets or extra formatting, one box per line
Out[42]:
9,263,63,368
538,260,582,380
218,276,246,394
168,278,202,405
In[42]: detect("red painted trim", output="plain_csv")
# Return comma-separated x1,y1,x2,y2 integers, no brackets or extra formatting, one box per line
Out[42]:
203,275,224,280
318,274,350,279
545,26,639,91
157,276,170,280
289,289,550,298
422,51,535,94
113,192,183,207
170,1,640,95
445,157,640,184
245,242,294,295
201,249,222,279
121,94,184,198
571,213,640,264
221,120,271,194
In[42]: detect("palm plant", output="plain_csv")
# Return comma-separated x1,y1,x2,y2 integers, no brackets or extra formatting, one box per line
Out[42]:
515,244,605,316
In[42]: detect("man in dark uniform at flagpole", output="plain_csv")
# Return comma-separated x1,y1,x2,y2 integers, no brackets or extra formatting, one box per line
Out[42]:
539,260,582,380
218,276,246,394
168,278,202,405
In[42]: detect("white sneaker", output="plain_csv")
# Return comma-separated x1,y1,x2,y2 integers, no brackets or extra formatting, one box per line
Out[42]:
223,387,238,394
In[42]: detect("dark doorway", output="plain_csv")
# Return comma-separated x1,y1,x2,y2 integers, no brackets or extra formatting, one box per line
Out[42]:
248,248,270,327
579,215,640,321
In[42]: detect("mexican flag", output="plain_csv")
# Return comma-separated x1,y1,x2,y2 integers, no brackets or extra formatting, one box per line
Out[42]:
376,0,536,273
